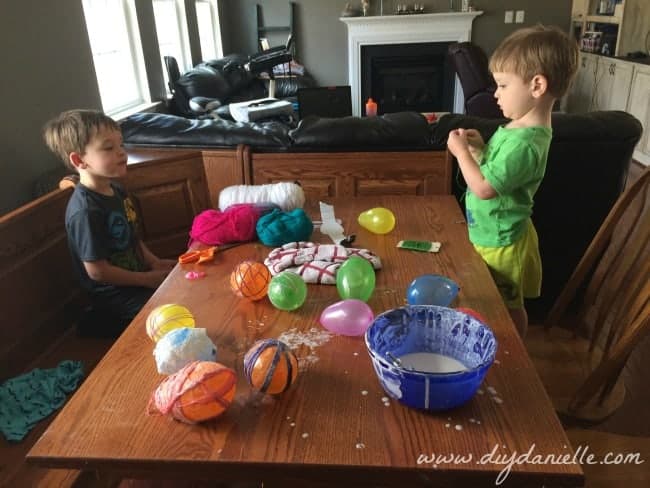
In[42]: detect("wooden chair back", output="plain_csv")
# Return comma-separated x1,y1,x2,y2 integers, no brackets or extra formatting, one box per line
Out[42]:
545,166,650,418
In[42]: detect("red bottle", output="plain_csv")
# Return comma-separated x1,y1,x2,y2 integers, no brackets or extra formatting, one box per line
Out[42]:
365,98,377,117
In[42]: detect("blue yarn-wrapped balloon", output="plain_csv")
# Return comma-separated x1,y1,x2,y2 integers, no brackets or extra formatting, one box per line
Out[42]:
256,208,313,246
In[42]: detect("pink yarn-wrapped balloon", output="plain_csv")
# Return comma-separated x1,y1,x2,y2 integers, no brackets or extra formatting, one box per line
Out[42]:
189,204,261,247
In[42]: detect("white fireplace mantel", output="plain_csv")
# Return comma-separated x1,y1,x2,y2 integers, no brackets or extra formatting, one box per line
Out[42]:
341,11,482,115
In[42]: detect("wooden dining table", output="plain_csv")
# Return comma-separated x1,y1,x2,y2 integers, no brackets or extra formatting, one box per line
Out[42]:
28,195,584,487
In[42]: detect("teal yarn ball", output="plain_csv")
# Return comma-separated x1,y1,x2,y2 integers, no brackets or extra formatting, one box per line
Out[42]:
256,208,313,246
267,271,307,311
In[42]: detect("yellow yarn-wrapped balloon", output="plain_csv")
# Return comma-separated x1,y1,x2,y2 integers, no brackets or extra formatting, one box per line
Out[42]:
146,304,195,342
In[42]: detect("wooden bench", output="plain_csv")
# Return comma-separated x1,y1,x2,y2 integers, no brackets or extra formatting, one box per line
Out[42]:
0,188,114,487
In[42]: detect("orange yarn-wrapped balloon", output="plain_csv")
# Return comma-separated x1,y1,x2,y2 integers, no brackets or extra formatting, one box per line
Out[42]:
243,339,298,394
148,361,236,423
230,261,271,301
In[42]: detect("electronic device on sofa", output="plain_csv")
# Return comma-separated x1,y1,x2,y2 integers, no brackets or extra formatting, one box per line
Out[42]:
297,86,352,119
229,97,293,122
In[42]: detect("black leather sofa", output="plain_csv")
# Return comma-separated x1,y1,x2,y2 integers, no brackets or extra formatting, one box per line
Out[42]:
169,53,316,118
121,110,642,320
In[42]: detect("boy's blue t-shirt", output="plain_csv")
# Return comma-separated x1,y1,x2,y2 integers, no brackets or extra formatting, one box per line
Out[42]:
466,125,552,247
65,182,146,293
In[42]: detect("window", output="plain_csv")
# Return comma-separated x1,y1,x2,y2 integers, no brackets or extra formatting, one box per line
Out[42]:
195,0,223,61
152,0,192,93
82,0,150,115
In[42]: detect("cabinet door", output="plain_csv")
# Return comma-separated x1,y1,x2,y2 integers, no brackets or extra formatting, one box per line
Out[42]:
595,58,634,111
608,60,634,111
627,67,650,163
568,53,597,113
121,150,211,257
249,151,451,202
593,58,614,111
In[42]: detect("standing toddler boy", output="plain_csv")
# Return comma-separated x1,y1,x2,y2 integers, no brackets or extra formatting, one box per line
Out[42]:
447,26,579,337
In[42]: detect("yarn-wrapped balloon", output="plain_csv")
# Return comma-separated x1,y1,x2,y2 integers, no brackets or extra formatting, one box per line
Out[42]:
153,327,217,374
230,261,271,300
148,361,236,423
146,304,195,342
244,339,298,394
256,208,313,246
218,182,305,212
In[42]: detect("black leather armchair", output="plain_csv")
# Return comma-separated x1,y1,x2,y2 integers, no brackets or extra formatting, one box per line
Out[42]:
448,42,503,119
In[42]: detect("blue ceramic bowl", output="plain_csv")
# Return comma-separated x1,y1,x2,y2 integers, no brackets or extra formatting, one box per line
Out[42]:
365,305,497,411
406,274,460,306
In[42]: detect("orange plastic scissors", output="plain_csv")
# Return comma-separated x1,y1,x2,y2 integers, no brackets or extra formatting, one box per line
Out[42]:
177,242,244,264
178,246,216,264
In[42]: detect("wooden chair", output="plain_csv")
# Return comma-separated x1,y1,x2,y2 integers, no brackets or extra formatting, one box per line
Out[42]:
526,166,650,422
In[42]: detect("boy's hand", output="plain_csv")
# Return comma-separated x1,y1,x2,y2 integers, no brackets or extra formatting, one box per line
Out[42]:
447,129,472,159
464,129,485,150
464,129,485,162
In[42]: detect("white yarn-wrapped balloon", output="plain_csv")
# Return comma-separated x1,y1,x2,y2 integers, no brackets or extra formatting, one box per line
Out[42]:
218,182,305,212
153,327,217,375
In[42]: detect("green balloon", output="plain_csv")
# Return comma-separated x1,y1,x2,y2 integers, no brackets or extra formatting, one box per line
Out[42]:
268,271,308,311
336,256,376,302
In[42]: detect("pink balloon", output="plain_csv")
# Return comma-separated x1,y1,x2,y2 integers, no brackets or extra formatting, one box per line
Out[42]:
319,299,374,336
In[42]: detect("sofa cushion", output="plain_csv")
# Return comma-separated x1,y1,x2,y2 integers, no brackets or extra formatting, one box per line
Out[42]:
289,111,431,149
120,112,292,148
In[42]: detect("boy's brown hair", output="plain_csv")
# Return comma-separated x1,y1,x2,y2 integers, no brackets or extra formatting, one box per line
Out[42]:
489,25,579,98
43,109,120,171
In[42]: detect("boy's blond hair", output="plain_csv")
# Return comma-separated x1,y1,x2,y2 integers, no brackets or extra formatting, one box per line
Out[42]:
489,25,579,99
43,109,120,171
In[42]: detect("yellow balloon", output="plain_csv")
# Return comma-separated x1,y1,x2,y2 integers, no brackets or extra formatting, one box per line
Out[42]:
358,207,396,234
146,304,195,342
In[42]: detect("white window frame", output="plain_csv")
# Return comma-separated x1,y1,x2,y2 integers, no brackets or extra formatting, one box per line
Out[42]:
153,0,193,95
195,0,223,61
82,0,151,116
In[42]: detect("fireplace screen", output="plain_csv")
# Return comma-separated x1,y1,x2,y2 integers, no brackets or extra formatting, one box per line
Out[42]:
361,42,454,115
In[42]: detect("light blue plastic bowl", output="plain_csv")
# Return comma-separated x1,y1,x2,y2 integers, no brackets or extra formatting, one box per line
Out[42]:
365,305,497,411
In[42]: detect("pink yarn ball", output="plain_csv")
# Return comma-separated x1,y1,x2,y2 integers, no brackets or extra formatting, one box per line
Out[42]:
189,204,261,246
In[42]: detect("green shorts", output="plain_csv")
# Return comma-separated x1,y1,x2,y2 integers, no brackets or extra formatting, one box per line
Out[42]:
473,220,542,309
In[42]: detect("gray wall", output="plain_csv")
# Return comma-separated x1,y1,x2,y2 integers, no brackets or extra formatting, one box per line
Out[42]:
1,0,571,215
220,0,572,86
1,0,101,215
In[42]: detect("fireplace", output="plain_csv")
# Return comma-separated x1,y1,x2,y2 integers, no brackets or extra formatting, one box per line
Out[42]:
341,11,482,116
361,42,455,115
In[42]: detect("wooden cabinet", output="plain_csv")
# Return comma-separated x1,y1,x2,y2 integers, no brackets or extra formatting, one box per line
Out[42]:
627,65,650,165
122,149,211,257
246,151,451,203
571,0,649,57
567,53,598,113
567,53,634,113
201,146,247,209
594,56,634,111
118,146,452,256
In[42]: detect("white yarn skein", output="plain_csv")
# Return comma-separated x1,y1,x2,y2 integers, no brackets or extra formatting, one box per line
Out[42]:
218,182,305,212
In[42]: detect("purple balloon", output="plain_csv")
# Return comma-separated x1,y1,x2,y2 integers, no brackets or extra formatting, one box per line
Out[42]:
319,299,374,336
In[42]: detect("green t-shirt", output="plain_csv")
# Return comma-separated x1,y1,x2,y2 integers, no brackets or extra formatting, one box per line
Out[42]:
466,125,552,247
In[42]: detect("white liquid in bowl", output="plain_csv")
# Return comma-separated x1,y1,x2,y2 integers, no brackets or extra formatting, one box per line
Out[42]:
398,352,468,373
